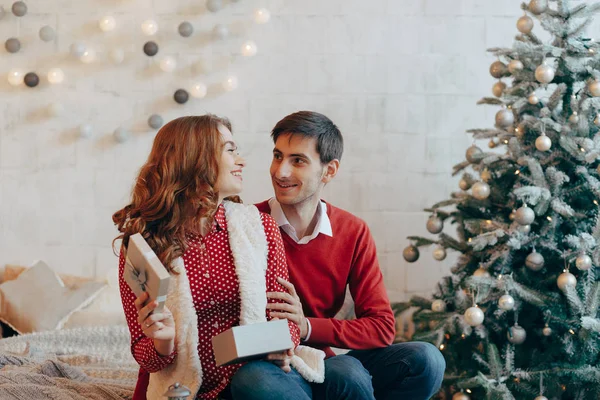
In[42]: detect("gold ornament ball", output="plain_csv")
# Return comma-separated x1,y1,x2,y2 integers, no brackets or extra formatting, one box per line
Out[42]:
432,246,447,261
594,114,600,126
403,245,420,263
535,134,552,151
597,164,600,176
464,306,485,327
542,325,552,336
529,0,548,14
508,59,524,74
426,216,444,234
465,145,483,163
481,169,492,182
431,299,446,312
528,93,539,105
507,324,527,344
472,181,491,200
517,15,534,34
490,61,507,79
589,80,600,97
495,109,514,128
492,81,506,97
525,251,544,271
459,179,471,191
488,139,497,149
509,209,516,221
535,64,555,84
575,254,593,271
514,205,535,225
473,267,490,277
498,294,515,310
557,271,577,291
452,393,470,400
569,112,579,125
535,396,549,400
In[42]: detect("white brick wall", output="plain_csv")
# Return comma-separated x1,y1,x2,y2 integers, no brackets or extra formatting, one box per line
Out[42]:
1,0,545,301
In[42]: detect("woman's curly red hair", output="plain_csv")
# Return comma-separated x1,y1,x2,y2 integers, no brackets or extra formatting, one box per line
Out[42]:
112,114,240,271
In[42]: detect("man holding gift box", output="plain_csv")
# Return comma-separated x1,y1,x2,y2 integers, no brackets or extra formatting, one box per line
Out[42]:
242,111,446,400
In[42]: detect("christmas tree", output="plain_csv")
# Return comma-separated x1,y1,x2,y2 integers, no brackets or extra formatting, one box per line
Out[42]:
397,1,600,399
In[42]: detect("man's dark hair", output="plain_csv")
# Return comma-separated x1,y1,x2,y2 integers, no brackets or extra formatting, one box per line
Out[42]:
271,111,343,164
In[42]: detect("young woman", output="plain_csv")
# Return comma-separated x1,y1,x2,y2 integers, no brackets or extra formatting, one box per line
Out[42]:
113,115,324,400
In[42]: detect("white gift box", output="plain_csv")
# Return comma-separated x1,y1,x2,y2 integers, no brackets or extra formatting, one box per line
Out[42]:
212,319,294,366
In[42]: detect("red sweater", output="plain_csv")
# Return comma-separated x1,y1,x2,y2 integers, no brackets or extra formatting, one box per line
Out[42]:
256,200,396,357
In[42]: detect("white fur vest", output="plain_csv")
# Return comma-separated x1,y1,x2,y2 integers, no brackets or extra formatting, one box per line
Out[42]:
146,202,325,399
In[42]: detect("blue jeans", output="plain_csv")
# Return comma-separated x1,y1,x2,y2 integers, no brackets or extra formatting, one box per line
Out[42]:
229,360,312,400
314,342,446,400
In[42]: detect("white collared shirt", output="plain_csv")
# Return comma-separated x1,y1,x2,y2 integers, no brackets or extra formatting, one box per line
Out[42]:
268,198,333,244
267,197,333,341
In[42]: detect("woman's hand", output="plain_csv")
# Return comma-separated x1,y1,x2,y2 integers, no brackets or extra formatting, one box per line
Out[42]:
135,292,176,356
265,348,294,373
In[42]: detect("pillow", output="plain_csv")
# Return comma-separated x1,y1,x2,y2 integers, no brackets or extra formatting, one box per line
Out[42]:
3,264,127,329
0,260,106,334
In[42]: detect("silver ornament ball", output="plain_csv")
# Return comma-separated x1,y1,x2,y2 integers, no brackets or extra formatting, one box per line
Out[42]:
535,134,552,151
589,80,600,97
465,145,483,163
432,246,447,261
525,251,545,271
507,324,527,344
517,15,534,34
403,245,419,263
535,64,555,84
459,178,471,191
464,306,485,327
39,26,56,42
508,59,524,74
472,181,491,200
431,299,446,312
575,254,593,271
70,42,87,58
148,114,164,130
114,127,130,143
5,38,21,53
206,0,222,12
426,216,444,234
498,294,515,310
490,61,508,79
517,224,531,234
528,93,539,105
11,1,27,17
557,271,577,291
492,81,506,97
495,109,514,128
178,21,194,37
514,205,535,226
213,24,229,40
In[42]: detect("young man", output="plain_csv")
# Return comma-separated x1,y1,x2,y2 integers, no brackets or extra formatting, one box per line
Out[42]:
230,111,445,400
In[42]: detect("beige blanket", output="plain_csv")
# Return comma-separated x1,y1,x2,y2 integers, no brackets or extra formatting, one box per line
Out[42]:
0,326,138,399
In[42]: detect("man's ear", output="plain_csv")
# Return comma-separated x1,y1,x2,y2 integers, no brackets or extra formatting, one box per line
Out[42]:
321,159,340,184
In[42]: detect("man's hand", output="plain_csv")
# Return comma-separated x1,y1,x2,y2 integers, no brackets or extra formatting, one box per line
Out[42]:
264,348,294,373
266,278,309,339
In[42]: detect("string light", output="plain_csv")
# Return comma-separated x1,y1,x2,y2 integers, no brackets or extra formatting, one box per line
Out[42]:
547,216,552,221
515,170,521,175
580,147,586,152
569,329,575,335
594,200,599,206
461,333,466,339
439,344,445,350
504,139,509,144
466,389,472,394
